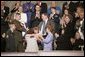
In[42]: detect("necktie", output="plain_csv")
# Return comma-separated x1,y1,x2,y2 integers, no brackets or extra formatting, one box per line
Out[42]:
42,21,46,35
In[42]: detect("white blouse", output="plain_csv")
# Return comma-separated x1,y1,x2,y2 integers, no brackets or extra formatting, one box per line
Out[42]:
19,13,27,24
25,34,39,52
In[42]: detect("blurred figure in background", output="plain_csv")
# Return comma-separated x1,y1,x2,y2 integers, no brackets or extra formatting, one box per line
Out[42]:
11,1,21,14
75,3,84,40
62,1,75,16
5,22,16,52
1,1,10,52
36,1,47,13
48,1,62,16
23,1,34,28
70,32,84,50
31,4,42,28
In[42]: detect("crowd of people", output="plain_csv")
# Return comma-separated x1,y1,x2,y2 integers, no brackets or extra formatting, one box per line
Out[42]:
1,1,84,52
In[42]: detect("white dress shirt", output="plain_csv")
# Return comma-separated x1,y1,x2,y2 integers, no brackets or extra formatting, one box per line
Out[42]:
78,19,84,40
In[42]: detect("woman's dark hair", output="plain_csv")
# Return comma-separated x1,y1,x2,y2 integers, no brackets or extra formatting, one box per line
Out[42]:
34,4,41,13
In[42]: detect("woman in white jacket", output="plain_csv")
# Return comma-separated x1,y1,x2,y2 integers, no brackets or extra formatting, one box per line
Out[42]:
25,27,39,52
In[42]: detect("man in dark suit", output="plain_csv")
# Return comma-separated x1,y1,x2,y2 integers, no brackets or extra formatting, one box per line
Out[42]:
38,13,55,50
39,13,55,35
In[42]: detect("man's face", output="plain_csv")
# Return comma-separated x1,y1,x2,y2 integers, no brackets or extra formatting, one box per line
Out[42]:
41,14,46,21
